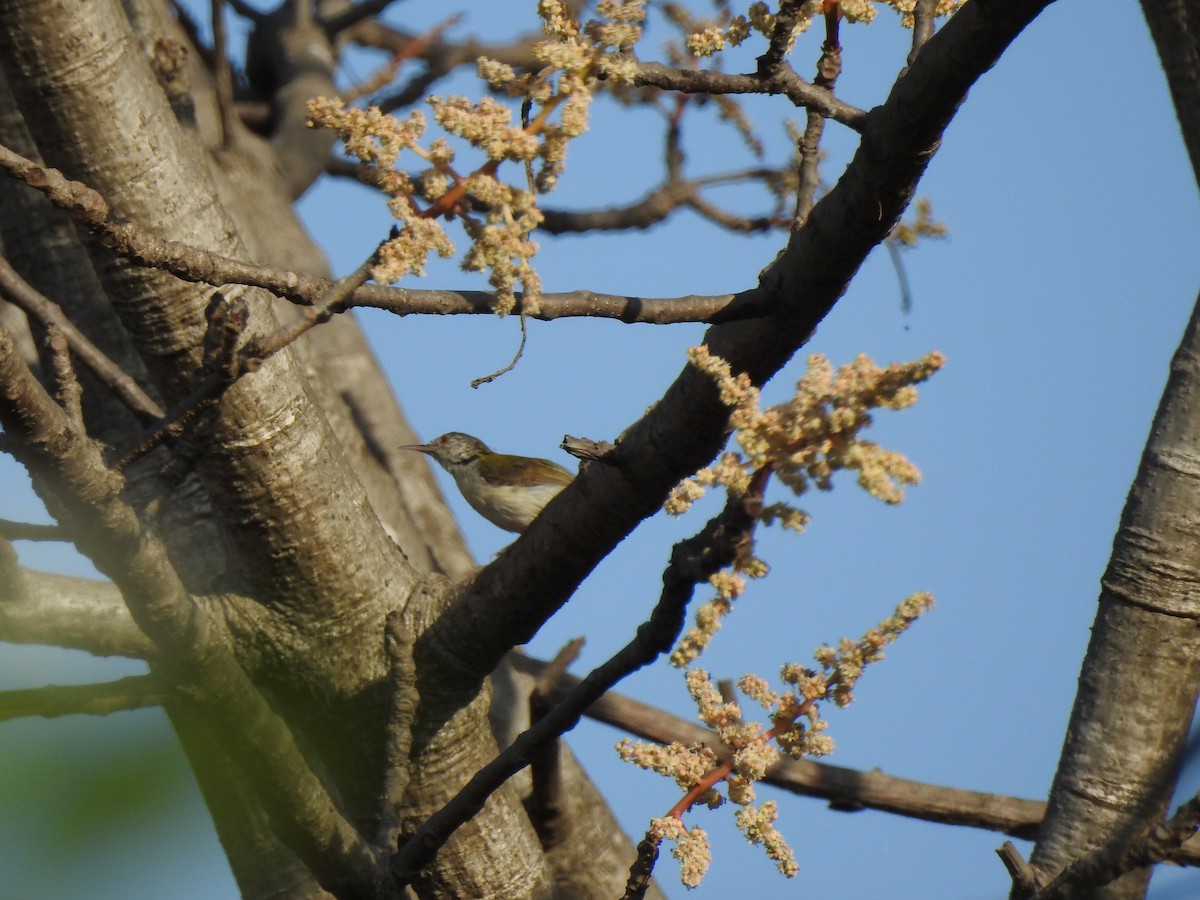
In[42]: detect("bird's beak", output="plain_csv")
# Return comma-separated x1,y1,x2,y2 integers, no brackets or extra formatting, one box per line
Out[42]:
400,443,432,455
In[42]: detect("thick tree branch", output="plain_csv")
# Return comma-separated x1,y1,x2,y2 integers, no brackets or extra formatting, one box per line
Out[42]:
1022,302,1200,895
1139,0,1200,185
0,324,198,651
0,559,155,658
1027,791,1200,898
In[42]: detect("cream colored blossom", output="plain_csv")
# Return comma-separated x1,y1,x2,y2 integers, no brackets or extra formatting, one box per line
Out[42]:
736,801,798,878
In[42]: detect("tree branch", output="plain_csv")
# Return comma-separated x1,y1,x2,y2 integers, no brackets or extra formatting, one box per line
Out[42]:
0,559,155,659
1028,790,1200,898
0,518,66,541
632,61,867,131
0,143,754,324
909,0,940,66
393,481,764,885
0,674,167,721
512,653,1053,842
0,254,163,422
0,323,197,652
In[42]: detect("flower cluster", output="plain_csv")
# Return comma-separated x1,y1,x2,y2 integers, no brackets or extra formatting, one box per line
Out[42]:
683,0,963,57
620,593,934,887
307,1,652,310
623,344,940,887
648,817,711,888
815,591,934,706
667,346,944,517
664,346,941,666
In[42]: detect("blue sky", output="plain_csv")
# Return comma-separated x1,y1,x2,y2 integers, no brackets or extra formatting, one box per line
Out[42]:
2,2,1199,898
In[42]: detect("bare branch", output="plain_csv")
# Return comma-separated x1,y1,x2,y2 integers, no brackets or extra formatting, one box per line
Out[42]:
513,652,1054,842
0,556,156,659
209,0,239,149
758,0,815,76
345,21,543,113
909,0,940,66
469,312,527,388
321,0,406,36
0,674,168,721
0,323,196,651
39,324,83,427
0,518,67,541
560,435,616,463
794,19,843,227
340,15,464,103
0,143,755,324
525,637,586,848
999,841,1044,894
0,254,163,422
632,62,867,132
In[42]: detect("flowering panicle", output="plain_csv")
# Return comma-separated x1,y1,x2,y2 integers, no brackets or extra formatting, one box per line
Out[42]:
621,592,934,887
665,346,940,669
667,346,944,517
683,0,963,57
815,591,934,706
307,1,651,311
625,342,939,887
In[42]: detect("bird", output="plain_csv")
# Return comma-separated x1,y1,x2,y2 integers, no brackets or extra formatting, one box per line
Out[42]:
401,432,574,533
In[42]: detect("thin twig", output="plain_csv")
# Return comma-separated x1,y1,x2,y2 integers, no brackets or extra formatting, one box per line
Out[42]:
758,0,811,76
41,323,83,429
632,62,867,132
886,239,914,314
342,14,463,102
560,435,616,464
322,0,406,37
998,841,1043,895
0,518,67,541
793,8,842,228
0,674,169,721
470,312,528,388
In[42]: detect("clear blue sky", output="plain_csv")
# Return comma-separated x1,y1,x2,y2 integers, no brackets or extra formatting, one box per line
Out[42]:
2,2,1198,898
